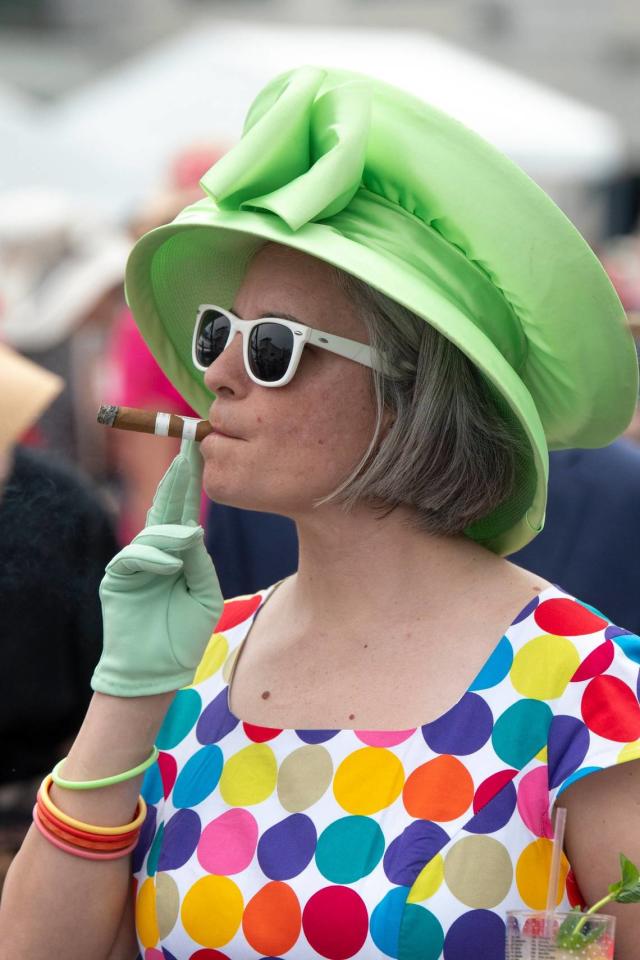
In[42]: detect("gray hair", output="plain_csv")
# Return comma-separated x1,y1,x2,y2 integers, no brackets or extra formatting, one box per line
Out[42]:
316,268,529,536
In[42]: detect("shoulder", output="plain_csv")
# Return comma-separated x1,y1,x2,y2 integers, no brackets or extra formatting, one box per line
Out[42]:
522,588,640,799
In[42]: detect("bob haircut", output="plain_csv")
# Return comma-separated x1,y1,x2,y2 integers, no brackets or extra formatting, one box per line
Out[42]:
316,267,530,536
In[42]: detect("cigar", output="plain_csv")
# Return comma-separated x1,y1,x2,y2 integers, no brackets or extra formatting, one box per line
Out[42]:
97,404,212,442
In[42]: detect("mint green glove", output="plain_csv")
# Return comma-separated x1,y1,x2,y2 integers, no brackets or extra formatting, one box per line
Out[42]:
91,439,223,697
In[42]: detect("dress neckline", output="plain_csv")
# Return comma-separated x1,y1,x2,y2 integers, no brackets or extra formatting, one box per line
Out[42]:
224,581,563,735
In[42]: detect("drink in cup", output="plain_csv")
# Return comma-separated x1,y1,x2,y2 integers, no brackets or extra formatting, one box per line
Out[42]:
506,910,615,959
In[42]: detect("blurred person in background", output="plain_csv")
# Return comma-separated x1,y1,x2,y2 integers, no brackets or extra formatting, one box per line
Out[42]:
3,66,640,960
0,188,130,494
103,144,224,544
0,345,118,889
104,143,299,597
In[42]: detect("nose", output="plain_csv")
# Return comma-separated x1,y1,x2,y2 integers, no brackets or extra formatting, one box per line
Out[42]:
203,330,250,398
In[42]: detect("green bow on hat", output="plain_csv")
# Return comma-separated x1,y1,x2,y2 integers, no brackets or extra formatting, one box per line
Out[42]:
125,64,638,555
201,66,370,230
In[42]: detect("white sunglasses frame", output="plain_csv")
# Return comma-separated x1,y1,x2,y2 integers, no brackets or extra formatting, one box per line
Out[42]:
192,304,380,387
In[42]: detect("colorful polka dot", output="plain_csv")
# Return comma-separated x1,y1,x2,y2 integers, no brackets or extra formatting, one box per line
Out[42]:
158,751,178,800
198,809,258,875
142,763,164,805
296,729,339,745
571,640,614,681
356,729,416,747
257,814,317,880
316,816,385,883
547,715,590,788
222,646,240,684
492,699,552,768
403,755,474,821
612,632,640,665
444,836,512,908
181,876,243,947
407,854,445,903
442,909,506,960
465,775,516,834
147,823,164,877
242,881,301,955
398,903,444,960
534,598,607,636
370,885,409,957
189,950,231,960
156,688,202,750
617,740,640,763
517,766,553,839
243,722,282,743
196,689,240,744
469,635,514,691
216,594,262,632
422,693,493,755
219,744,278,806
384,820,449,886
136,877,159,948
156,872,180,939
582,675,640,741
302,887,369,959
157,809,201,871
333,747,404,815
133,804,158,873
515,839,569,909
510,635,580,700
277,745,333,813
172,745,224,808
193,632,229,684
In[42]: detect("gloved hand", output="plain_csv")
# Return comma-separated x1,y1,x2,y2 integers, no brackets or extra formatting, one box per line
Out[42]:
91,439,223,697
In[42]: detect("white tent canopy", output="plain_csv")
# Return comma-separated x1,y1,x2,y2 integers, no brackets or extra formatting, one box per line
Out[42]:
1,21,625,221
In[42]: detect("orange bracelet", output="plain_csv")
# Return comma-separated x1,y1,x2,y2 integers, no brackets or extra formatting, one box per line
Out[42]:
33,807,140,861
36,801,139,852
39,774,147,835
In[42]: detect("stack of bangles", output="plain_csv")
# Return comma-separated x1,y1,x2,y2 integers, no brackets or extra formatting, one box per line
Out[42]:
32,746,158,861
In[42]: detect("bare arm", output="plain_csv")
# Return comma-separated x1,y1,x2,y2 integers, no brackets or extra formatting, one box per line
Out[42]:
0,690,173,960
560,758,640,960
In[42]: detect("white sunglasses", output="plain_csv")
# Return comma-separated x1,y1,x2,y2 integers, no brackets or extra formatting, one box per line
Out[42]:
192,304,381,387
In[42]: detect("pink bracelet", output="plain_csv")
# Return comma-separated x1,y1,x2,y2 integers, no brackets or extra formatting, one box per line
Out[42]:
32,806,139,861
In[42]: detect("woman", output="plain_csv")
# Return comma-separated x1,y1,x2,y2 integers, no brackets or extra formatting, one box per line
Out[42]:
2,66,640,960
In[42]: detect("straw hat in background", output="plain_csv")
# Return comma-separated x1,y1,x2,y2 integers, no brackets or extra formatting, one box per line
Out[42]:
0,342,63,459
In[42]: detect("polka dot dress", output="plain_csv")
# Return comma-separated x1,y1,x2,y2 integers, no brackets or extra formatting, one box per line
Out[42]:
133,585,640,959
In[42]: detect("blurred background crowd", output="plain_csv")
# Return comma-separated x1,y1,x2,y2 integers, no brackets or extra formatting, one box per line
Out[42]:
1,0,639,887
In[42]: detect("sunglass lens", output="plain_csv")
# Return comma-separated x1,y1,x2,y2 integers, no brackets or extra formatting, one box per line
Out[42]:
196,309,230,367
249,322,294,383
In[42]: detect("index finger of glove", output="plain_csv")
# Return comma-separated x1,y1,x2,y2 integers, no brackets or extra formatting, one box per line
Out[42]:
180,438,204,526
145,452,190,527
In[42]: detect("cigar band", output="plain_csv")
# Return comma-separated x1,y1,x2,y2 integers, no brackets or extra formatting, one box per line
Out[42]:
181,417,200,441
154,412,171,437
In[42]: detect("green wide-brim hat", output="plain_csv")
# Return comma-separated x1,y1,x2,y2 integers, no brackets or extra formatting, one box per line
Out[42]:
125,65,638,556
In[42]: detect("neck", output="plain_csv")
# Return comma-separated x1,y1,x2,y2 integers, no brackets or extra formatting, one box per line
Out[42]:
283,501,500,628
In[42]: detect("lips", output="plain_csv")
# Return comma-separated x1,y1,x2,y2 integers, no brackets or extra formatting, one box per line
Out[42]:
207,422,242,440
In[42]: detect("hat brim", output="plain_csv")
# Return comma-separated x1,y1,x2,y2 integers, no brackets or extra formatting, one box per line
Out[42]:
126,207,549,555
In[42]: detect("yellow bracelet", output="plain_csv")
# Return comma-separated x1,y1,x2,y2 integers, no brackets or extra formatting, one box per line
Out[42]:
39,775,147,836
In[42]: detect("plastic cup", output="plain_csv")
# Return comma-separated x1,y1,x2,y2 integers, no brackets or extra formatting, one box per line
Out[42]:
506,910,615,959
